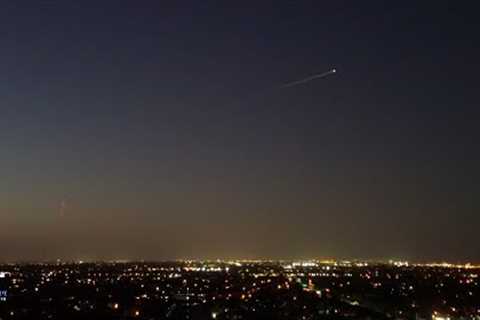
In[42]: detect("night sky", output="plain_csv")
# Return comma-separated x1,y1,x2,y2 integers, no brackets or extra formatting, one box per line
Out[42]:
1,1,479,262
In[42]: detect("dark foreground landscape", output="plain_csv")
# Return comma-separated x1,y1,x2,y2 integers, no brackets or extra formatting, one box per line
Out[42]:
1,260,479,320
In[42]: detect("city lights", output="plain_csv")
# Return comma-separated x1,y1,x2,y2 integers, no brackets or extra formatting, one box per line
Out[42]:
0,260,478,319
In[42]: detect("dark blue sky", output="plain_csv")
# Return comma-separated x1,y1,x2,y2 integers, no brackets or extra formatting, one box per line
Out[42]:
1,1,479,262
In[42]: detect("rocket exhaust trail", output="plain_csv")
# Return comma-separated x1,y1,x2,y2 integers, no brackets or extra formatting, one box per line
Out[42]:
222,67,338,108
281,69,337,88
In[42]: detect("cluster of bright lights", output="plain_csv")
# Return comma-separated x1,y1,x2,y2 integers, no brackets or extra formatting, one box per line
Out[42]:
432,311,451,320
418,262,480,269
389,260,409,267
1,260,478,318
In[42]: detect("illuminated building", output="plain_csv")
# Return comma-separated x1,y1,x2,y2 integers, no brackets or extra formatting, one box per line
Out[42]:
0,272,8,302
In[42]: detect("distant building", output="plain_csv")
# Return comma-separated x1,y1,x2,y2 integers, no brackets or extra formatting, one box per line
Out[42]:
0,272,8,302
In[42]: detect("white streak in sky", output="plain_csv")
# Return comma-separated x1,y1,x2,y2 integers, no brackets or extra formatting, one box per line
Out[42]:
60,199,67,217
281,69,337,88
